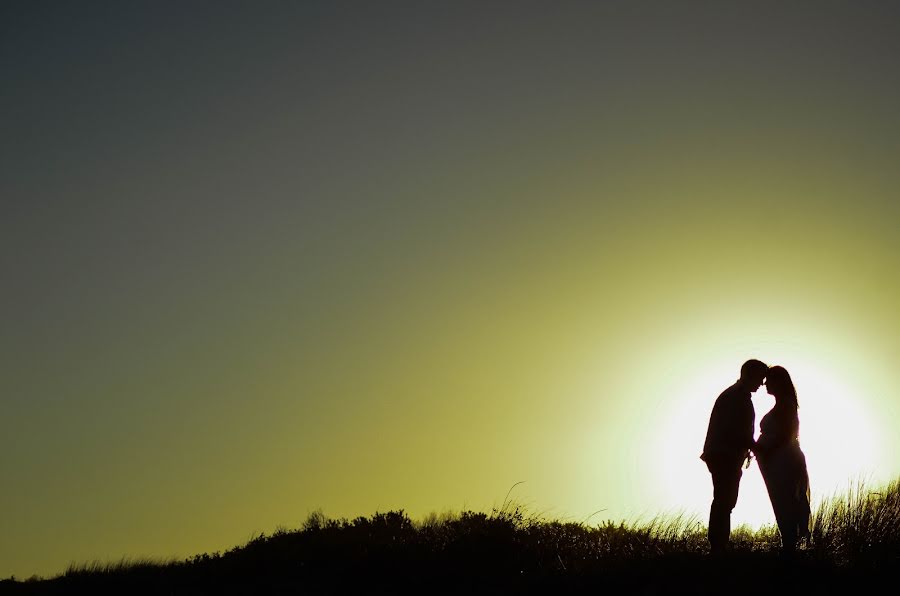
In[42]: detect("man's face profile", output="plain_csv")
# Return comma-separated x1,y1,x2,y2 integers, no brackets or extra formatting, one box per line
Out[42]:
750,372,766,392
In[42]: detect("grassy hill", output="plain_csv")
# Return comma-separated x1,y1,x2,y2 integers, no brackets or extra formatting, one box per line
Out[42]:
3,478,898,594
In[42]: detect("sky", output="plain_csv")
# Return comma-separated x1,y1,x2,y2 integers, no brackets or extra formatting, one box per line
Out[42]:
2,1,899,579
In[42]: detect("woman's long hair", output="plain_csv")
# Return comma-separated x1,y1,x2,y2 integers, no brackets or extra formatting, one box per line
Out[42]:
767,365,799,410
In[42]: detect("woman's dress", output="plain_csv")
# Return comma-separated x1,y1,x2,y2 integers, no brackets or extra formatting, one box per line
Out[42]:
756,404,811,545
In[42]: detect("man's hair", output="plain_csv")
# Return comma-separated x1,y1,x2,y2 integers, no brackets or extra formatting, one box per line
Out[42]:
740,359,768,380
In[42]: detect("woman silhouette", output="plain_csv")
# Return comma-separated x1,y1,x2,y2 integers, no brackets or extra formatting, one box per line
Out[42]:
754,365,811,554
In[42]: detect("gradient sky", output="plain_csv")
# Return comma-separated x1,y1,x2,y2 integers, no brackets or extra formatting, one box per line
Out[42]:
3,1,899,579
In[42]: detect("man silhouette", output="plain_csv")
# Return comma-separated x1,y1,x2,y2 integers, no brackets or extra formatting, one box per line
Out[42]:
700,359,768,554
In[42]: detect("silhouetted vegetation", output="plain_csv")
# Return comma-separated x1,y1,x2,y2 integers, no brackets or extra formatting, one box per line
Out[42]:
3,478,898,594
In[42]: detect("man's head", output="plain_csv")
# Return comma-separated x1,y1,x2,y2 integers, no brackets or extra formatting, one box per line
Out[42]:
739,359,768,392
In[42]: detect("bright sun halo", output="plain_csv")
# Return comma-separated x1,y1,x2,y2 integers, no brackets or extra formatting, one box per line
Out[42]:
649,356,884,529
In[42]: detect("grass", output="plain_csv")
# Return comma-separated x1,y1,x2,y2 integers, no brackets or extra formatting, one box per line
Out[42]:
2,477,898,594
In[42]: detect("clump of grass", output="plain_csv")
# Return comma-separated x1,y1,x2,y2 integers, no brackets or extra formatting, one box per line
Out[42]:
809,477,900,566
64,556,176,576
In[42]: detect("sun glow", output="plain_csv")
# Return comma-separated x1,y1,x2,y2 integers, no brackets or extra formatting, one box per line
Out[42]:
647,352,885,529
787,361,883,499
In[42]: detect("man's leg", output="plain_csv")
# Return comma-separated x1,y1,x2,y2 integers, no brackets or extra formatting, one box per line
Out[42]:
780,522,798,555
708,464,741,553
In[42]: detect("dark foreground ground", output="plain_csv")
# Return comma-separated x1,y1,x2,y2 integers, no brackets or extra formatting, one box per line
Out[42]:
2,506,897,595
0,550,893,595
4,479,899,595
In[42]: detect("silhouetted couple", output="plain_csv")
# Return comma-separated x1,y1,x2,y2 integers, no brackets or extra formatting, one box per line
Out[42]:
701,359,811,555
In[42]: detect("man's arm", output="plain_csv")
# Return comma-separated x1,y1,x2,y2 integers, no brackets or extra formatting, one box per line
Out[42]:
743,402,755,451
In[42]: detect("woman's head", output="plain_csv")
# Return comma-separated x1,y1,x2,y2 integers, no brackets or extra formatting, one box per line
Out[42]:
764,365,798,408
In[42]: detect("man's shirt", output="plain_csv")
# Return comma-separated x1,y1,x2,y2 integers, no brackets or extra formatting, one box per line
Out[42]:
701,382,755,465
